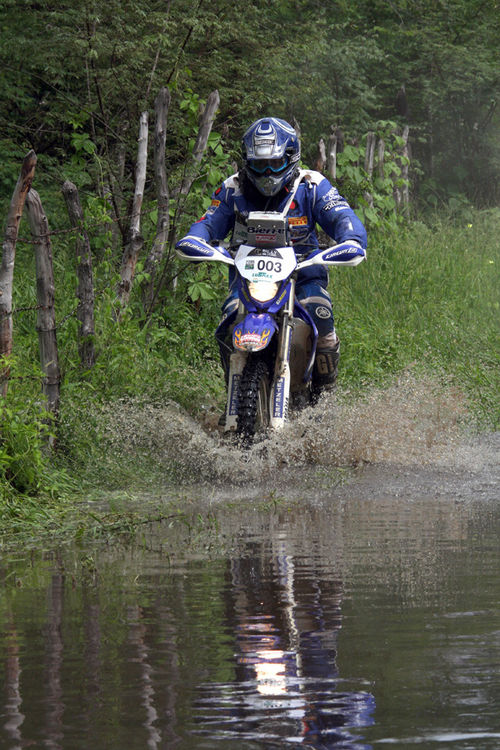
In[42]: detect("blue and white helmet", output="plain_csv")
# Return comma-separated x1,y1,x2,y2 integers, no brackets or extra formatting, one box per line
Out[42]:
242,117,300,197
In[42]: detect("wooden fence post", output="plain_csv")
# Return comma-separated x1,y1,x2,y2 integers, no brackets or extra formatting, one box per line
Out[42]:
392,125,410,214
25,189,60,419
327,129,338,181
377,137,386,179
315,138,327,172
326,126,344,182
364,131,376,208
117,110,149,310
364,132,376,178
401,125,410,211
0,151,37,396
62,180,96,370
143,87,171,308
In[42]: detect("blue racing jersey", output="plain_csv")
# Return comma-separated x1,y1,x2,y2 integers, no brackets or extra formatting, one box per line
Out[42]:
185,169,367,286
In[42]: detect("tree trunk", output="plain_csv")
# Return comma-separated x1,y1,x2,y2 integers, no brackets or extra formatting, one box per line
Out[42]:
0,150,37,396
179,89,220,196
25,189,60,418
62,180,96,370
143,87,171,308
117,110,149,309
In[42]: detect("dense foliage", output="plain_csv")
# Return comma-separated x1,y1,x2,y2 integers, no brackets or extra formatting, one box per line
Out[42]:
1,0,499,210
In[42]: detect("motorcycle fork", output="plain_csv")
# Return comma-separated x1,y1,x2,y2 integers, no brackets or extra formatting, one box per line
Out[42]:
269,278,295,430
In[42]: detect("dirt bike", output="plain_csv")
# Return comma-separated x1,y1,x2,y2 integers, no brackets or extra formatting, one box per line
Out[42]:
176,210,365,443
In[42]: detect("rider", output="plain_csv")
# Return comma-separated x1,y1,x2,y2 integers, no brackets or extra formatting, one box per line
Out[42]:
176,117,367,399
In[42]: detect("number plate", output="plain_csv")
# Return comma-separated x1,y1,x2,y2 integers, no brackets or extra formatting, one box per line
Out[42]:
235,245,297,282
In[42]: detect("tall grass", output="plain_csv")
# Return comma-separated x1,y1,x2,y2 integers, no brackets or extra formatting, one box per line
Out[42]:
0,208,498,537
333,209,500,428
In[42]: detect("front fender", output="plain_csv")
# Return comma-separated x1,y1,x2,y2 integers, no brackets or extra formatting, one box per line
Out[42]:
232,313,278,352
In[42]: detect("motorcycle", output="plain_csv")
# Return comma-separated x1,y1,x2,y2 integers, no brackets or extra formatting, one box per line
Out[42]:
176,210,365,443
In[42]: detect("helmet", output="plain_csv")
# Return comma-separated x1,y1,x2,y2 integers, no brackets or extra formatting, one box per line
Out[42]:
242,118,300,197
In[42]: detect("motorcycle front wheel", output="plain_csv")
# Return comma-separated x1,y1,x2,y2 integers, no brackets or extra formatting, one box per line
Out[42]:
236,356,270,443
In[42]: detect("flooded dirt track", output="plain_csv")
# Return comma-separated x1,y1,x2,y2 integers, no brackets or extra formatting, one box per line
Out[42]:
1,378,500,749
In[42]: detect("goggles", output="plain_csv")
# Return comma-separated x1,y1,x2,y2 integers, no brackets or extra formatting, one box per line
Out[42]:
248,155,289,174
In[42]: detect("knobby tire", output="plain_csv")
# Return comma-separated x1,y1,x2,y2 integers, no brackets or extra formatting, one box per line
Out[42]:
236,357,270,444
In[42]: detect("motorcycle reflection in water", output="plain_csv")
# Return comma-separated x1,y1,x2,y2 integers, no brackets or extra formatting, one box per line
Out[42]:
193,538,375,748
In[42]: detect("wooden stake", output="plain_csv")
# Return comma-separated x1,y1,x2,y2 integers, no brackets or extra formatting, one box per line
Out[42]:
364,132,376,208
315,138,326,173
25,189,60,418
117,110,149,309
62,180,96,370
377,138,386,179
0,150,37,395
327,131,338,181
144,87,171,307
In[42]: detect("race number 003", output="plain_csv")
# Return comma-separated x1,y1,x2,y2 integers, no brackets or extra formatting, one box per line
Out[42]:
257,259,282,273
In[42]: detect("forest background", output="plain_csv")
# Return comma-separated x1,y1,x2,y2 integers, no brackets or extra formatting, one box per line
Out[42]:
0,0,499,527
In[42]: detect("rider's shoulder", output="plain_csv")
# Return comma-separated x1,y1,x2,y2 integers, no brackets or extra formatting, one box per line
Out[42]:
298,169,328,187
223,173,240,189
222,172,241,195
212,173,241,205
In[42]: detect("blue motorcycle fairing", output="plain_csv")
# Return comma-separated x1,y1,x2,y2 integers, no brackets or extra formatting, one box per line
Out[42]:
215,293,318,382
233,313,278,352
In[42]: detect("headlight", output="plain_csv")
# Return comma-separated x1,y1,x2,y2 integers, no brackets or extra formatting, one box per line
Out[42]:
247,281,279,302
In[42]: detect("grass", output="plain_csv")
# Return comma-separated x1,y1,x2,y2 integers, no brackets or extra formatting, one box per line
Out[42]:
0,208,499,549
333,209,500,427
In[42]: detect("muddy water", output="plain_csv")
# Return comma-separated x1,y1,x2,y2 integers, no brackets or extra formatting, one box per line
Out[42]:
1,379,500,749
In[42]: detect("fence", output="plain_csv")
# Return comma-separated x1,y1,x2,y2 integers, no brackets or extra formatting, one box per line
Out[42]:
315,124,410,212
0,99,410,426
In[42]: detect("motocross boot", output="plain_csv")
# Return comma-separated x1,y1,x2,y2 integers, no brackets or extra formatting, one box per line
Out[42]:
311,338,340,404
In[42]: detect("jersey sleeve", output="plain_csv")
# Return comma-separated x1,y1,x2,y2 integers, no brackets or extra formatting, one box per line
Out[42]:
312,176,367,248
185,182,236,243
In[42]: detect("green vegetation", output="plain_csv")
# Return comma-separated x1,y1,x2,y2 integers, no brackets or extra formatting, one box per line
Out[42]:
1,0,499,215
0,0,499,547
335,209,500,425
2,208,498,525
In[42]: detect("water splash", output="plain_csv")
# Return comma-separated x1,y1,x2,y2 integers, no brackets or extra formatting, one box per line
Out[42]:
95,374,498,489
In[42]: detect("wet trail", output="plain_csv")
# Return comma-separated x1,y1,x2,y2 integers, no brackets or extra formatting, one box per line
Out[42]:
1,376,500,749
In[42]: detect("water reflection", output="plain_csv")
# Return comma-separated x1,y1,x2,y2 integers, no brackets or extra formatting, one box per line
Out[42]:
194,535,375,747
4,617,24,750
2,490,500,749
